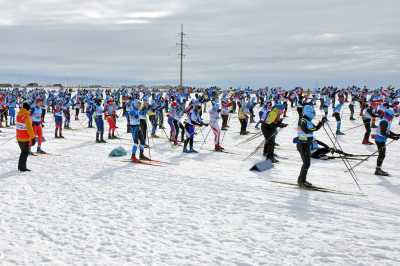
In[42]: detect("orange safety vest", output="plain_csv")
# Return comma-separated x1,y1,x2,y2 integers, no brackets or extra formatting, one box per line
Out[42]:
16,114,31,140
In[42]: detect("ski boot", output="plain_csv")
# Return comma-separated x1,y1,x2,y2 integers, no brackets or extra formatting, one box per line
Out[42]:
190,147,198,153
221,127,228,130
131,154,140,163
100,138,107,143
6,123,10,127
304,181,313,187
350,117,356,120
151,132,159,138
96,137,101,143
29,148,34,155
108,133,112,139
298,182,313,188
55,133,60,138
375,168,389,176
371,124,377,128
143,143,150,148
215,144,223,152
41,124,45,128
362,139,373,145
255,125,260,129
112,133,118,139
59,133,65,138
139,151,149,160
336,130,345,135
37,147,46,154
267,155,279,163
183,146,191,153
174,139,178,146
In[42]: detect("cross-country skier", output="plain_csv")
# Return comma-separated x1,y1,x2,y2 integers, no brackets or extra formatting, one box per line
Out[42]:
310,137,347,159
128,99,149,162
93,99,106,143
372,109,400,176
333,99,344,135
293,105,327,188
29,99,46,154
362,102,379,145
209,103,224,151
54,100,65,138
261,104,287,163
183,104,208,153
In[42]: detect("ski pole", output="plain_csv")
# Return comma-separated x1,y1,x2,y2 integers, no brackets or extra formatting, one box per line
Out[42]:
322,124,360,189
244,128,282,161
76,116,88,133
161,126,175,149
114,125,122,143
342,121,369,132
345,139,396,172
220,118,230,145
235,132,262,146
199,126,212,151
62,112,75,136
146,118,156,152
244,139,266,161
0,136,15,147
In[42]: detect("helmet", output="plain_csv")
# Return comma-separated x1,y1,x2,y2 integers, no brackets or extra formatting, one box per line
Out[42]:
303,105,316,119
172,102,178,107
275,104,285,111
215,104,220,109
133,99,140,106
384,109,394,120
151,100,156,105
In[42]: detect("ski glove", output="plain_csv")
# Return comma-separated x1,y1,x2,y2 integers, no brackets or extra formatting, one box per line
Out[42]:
31,137,36,147
92,113,96,118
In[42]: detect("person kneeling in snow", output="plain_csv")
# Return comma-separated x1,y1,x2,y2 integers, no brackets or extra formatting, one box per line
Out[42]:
310,137,347,160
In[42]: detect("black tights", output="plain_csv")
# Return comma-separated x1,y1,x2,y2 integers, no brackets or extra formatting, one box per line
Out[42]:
376,141,386,167
363,119,371,141
297,143,311,183
239,119,246,134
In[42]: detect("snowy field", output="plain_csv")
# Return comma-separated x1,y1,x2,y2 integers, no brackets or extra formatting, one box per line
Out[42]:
1,98,400,265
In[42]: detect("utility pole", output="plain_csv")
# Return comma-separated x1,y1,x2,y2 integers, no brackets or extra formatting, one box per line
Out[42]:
177,25,187,90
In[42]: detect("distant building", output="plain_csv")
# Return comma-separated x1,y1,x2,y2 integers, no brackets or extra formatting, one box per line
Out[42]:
89,85,102,88
0,83,12,88
13,84,20,87
52,84,62,88
27,83,38,87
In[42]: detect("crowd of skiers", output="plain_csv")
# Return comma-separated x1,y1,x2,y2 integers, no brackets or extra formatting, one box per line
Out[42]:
1,85,399,188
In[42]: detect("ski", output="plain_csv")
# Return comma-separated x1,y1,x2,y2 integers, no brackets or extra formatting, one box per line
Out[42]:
327,156,364,160
33,152,70,157
120,159,168,167
208,150,237,155
140,158,179,165
271,181,366,196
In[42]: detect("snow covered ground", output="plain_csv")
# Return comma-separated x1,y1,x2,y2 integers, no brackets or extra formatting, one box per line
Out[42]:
1,98,400,265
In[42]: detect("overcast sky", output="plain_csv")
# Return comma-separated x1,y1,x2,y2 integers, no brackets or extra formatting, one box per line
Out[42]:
1,0,400,89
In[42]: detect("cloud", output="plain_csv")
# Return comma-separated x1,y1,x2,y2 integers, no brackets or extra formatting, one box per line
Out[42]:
0,0,400,88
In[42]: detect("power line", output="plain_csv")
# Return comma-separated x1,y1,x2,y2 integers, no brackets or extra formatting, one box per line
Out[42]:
189,27,400,38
